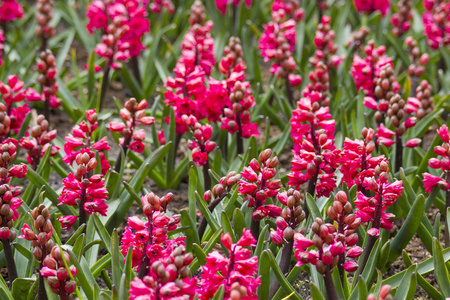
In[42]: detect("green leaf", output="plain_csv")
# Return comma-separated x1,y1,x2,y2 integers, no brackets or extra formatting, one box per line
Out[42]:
306,193,322,220
233,208,246,239
393,265,417,300
258,246,271,300
310,282,326,300
111,229,124,290
72,234,86,260
196,192,219,233
432,237,450,297
11,278,34,300
263,250,303,300
192,244,207,266
188,165,199,222
221,211,235,242
66,224,87,246
106,143,172,231
386,194,425,267
93,214,112,255
25,168,76,216
180,210,200,252
212,285,225,300
254,225,269,258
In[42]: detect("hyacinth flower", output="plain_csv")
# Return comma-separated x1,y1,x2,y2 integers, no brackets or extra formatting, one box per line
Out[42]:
354,160,403,278
0,75,41,141
129,245,196,299
198,229,261,299
120,192,184,278
340,127,388,196
239,149,282,239
182,114,216,189
58,150,109,229
221,80,259,154
19,114,59,170
20,204,55,300
390,0,413,37
109,98,155,172
353,0,390,16
271,0,304,22
216,0,252,15
346,26,370,55
375,90,420,172
164,1,215,138
294,211,362,299
218,37,259,154
422,125,450,246
259,10,301,104
148,0,175,14
367,285,394,300
199,171,241,238
86,0,149,108
404,36,430,97
36,49,61,120
40,246,78,300
0,0,23,24
351,41,396,102
269,189,305,297
288,94,340,199
0,138,27,283
422,0,450,50
63,109,110,175
36,0,56,51
303,16,341,106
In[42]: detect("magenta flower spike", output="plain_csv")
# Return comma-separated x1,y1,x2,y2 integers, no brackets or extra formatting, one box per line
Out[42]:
148,0,175,14
198,229,261,300
422,0,450,50
0,0,23,23
19,114,58,170
120,192,184,278
288,94,340,198
239,149,282,239
353,0,390,16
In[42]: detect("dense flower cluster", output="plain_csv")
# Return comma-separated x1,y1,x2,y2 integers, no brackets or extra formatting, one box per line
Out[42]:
216,0,252,14
353,0,390,16
19,115,58,169
405,36,429,79
0,0,23,23
20,204,54,263
198,229,260,300
422,0,450,49
87,0,150,67
340,128,387,191
36,0,56,43
58,150,109,228
288,94,340,197
259,18,301,86
121,192,183,273
351,41,394,99
294,211,362,275
0,139,26,242
239,149,282,221
407,80,434,120
391,0,413,36
109,98,154,154
361,63,401,124
63,109,110,175
129,246,196,299
271,0,304,22
355,161,403,233
347,27,370,52
423,125,450,193
182,115,216,167
40,246,77,299
270,189,305,247
0,75,40,138
221,81,259,138
148,0,174,14
36,50,61,109
310,16,341,69
164,1,216,133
